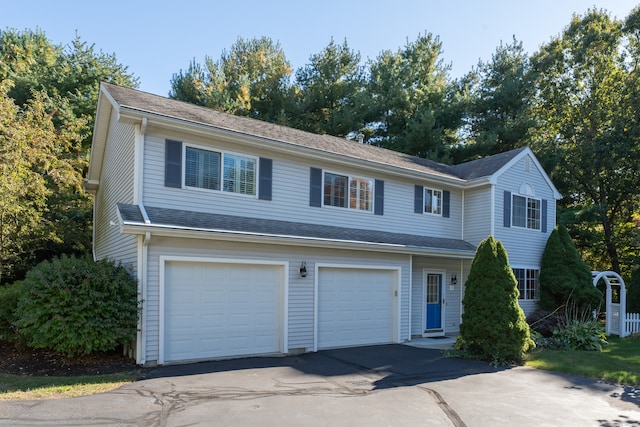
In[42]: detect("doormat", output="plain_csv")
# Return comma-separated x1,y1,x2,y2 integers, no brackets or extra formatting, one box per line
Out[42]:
428,336,449,340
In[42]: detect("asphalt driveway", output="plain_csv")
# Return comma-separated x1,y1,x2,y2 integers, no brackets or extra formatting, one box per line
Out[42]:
1,344,638,426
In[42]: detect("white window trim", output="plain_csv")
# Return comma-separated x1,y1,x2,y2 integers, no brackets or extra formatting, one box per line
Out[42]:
423,187,443,216
511,194,541,231
321,169,374,213
512,267,540,301
182,142,258,198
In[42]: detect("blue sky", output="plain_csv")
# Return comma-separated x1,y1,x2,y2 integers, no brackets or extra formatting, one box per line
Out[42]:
3,1,638,97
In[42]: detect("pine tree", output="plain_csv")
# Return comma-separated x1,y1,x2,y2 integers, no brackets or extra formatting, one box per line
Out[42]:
539,225,602,311
457,236,534,363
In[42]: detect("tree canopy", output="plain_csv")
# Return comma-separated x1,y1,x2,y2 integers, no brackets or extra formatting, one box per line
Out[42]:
528,8,640,276
0,28,137,284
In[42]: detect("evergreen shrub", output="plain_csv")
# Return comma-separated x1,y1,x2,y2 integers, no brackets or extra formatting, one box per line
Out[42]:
0,281,23,341
15,255,139,355
539,225,602,312
456,236,534,364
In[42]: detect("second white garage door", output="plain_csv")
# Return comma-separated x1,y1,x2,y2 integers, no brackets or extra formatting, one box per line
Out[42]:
163,261,285,363
317,267,397,349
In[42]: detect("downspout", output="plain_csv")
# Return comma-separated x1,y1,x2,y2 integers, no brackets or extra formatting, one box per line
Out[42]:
408,254,413,341
490,185,495,237
138,231,151,365
461,189,465,241
134,118,148,365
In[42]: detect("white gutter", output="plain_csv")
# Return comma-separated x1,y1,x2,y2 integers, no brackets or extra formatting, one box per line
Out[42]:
119,221,476,259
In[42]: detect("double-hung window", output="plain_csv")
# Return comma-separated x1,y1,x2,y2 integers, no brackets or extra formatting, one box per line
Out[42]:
512,195,541,230
323,172,373,212
184,145,256,196
512,268,539,300
424,188,443,215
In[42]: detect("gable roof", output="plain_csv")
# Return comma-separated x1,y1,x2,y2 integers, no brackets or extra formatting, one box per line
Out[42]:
117,203,477,258
90,83,560,198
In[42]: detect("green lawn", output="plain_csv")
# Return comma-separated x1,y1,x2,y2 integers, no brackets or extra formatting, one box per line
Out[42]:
525,336,640,386
0,372,137,400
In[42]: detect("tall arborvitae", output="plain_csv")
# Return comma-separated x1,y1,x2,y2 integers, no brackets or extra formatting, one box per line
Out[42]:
457,236,534,363
539,225,602,311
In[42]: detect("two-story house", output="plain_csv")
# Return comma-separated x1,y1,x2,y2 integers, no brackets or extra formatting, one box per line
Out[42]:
85,83,561,366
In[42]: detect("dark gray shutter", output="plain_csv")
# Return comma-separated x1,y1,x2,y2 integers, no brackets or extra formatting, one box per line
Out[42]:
374,179,384,215
258,157,272,200
541,199,548,233
310,167,322,207
443,190,450,218
165,139,182,188
504,191,511,227
414,185,424,213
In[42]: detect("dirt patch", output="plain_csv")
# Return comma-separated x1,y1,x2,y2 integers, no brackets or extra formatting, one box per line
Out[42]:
0,341,138,377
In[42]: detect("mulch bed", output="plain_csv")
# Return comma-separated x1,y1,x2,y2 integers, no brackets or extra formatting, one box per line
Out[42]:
0,341,138,377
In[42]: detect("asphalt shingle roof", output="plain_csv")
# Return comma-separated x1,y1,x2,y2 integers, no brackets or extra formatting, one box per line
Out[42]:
102,82,523,182
117,204,476,254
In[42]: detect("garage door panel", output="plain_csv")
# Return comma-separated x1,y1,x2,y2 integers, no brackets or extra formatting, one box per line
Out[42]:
164,261,284,363
318,268,396,349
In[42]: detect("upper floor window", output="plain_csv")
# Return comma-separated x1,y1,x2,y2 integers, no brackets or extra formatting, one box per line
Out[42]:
424,188,442,215
185,145,256,196
513,268,539,300
512,195,540,230
323,171,373,211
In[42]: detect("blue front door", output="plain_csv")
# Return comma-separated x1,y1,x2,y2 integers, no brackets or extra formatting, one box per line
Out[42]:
426,273,442,330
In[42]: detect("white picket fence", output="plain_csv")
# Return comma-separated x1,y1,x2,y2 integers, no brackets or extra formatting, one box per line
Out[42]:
625,312,640,337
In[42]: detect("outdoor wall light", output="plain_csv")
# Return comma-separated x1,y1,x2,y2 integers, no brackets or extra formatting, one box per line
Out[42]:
299,261,307,278
450,273,457,286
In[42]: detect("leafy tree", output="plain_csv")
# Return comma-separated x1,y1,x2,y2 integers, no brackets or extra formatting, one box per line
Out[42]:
15,255,138,356
366,33,460,161
170,36,292,122
529,8,640,275
291,38,366,137
0,81,82,284
457,236,534,363
539,225,602,311
454,37,533,163
0,28,138,283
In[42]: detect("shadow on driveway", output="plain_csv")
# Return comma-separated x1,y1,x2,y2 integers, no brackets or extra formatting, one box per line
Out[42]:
141,344,506,390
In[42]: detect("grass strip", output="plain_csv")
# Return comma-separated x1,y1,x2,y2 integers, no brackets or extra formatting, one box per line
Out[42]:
0,372,137,400
525,336,640,386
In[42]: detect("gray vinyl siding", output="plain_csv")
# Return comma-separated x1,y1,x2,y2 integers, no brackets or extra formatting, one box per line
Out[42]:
493,154,556,314
493,154,555,266
94,116,138,272
411,257,469,336
463,187,492,247
142,132,464,240
143,237,411,364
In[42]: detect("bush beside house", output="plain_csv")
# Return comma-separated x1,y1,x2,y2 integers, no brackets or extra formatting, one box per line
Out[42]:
10,255,139,356
456,236,534,364
539,225,602,312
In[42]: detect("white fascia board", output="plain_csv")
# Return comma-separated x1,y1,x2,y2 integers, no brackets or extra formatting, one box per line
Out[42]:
116,107,468,189
119,222,476,260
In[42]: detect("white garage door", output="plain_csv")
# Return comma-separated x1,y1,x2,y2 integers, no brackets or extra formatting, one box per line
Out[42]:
317,267,397,349
163,261,284,363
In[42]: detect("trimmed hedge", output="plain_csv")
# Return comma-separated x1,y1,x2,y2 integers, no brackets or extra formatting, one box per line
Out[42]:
0,281,23,340
15,255,139,355
456,236,534,364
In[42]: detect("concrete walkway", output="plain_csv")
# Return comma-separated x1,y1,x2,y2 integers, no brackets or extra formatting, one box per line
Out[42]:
1,345,638,426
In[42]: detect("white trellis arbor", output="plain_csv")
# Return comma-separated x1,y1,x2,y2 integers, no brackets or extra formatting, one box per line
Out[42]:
592,271,627,337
